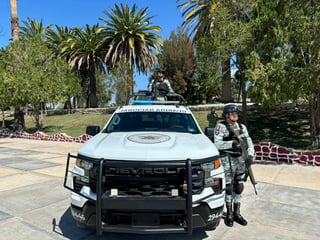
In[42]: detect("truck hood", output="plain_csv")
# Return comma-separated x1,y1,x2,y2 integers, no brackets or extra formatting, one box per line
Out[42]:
78,132,219,161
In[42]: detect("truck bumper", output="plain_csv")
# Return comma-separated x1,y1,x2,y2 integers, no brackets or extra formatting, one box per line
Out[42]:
65,156,225,235
70,199,223,234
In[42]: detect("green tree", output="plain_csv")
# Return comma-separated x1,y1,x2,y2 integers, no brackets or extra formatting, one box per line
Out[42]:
60,24,105,108
99,3,161,97
177,0,233,102
195,36,223,102
1,39,80,130
45,25,81,108
46,25,72,57
20,19,82,111
157,28,197,102
20,18,51,41
109,60,133,105
46,24,113,108
177,0,254,105
178,0,255,123
96,71,113,107
10,0,24,130
245,0,320,148
0,49,11,128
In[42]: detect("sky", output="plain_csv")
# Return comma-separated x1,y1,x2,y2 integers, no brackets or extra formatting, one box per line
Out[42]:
0,0,185,91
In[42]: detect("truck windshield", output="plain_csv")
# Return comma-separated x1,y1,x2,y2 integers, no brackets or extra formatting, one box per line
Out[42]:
103,112,200,134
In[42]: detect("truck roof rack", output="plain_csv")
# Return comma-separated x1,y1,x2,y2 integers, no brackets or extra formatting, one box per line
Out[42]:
126,90,186,106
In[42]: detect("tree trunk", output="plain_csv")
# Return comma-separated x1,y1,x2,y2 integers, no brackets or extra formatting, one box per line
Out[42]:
64,98,72,114
240,71,247,126
10,0,19,41
128,68,134,95
237,55,248,126
13,107,25,131
10,0,24,131
221,59,233,102
73,96,79,109
310,96,320,148
1,107,5,128
88,66,98,108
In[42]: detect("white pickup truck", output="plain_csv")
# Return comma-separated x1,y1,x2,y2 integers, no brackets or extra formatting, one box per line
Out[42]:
64,93,225,235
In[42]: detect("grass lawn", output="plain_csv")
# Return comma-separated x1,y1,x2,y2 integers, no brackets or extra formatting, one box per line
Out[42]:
24,112,110,137
246,106,310,149
3,106,311,149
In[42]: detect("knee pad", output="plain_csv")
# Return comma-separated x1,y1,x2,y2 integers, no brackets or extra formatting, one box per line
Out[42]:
235,173,246,181
234,182,244,194
226,184,233,195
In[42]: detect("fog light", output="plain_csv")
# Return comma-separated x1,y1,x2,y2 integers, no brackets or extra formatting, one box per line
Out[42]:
110,188,118,196
171,189,179,196
205,177,221,188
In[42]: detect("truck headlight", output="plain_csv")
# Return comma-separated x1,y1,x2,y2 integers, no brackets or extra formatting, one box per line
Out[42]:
201,159,222,188
76,159,93,170
75,158,93,184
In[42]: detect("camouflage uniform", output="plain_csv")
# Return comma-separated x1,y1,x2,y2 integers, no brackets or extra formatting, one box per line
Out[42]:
148,69,174,98
207,107,218,128
214,109,255,227
148,78,174,97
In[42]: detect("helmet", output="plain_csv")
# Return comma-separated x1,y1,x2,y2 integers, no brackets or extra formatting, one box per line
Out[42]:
223,104,241,116
155,68,165,74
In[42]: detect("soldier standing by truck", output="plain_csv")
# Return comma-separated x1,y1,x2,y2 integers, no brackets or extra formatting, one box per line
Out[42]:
214,104,255,227
207,107,219,128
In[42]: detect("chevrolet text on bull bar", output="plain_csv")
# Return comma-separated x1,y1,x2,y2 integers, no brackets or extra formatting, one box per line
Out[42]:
63,92,226,235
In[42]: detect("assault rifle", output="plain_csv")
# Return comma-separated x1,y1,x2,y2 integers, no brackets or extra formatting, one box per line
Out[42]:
230,124,258,195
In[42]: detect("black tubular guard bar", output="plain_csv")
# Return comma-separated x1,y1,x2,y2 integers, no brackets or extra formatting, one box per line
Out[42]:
63,154,194,235
186,158,193,235
95,158,194,236
63,153,96,203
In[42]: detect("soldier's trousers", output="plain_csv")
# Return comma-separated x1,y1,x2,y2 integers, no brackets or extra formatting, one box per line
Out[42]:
221,154,246,203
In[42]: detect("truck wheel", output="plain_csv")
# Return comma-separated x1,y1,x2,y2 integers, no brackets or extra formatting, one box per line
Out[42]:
206,219,220,231
206,224,216,231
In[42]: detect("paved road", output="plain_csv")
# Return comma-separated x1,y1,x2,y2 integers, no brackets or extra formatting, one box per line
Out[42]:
0,138,319,240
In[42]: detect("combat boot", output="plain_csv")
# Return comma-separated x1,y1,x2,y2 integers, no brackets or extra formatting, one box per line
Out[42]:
225,203,234,227
234,202,247,226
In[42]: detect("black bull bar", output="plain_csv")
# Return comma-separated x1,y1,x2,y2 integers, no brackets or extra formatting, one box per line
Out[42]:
64,154,194,235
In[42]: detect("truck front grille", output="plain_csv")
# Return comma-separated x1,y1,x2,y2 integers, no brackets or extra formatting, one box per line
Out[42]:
90,165,204,196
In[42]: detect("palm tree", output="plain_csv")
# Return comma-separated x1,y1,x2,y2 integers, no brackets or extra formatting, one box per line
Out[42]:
99,3,161,95
46,25,82,109
9,0,26,130
20,18,51,41
10,0,19,41
60,24,105,108
45,25,72,57
177,0,218,40
177,0,233,102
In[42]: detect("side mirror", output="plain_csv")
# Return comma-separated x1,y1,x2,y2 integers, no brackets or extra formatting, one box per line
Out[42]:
205,127,215,142
86,125,100,136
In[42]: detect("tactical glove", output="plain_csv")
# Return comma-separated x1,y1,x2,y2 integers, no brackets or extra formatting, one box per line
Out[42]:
246,155,254,168
232,140,242,152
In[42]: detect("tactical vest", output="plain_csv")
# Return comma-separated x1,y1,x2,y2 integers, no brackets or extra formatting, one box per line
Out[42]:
220,121,244,142
218,121,245,157
152,80,169,96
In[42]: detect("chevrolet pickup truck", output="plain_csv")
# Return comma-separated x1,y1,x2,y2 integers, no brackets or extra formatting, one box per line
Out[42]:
64,93,225,235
